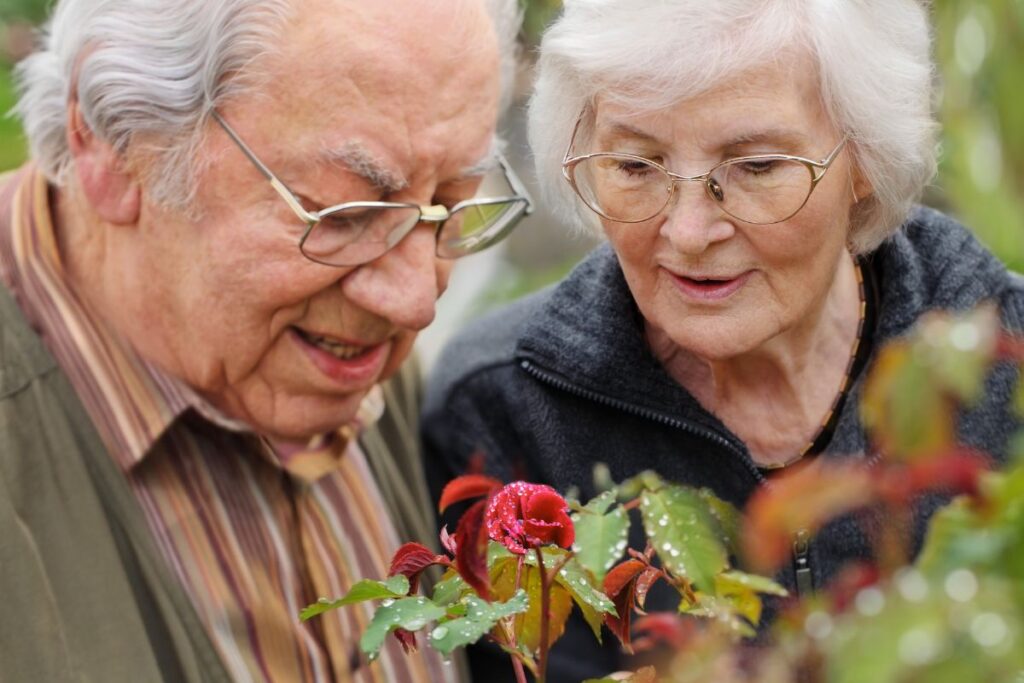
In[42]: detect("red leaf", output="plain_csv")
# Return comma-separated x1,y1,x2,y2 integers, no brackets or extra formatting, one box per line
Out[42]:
439,474,502,513
392,628,417,653
602,559,649,652
439,526,457,556
454,498,492,600
633,567,664,613
388,542,449,594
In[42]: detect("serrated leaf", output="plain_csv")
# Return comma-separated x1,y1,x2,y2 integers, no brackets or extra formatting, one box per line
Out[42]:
697,489,742,552
572,498,629,584
428,591,529,655
492,556,573,652
299,575,410,621
360,596,447,660
432,571,470,606
640,485,728,592
544,549,617,616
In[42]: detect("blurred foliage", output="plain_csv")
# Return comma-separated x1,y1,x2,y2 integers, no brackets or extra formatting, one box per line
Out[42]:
0,0,1020,268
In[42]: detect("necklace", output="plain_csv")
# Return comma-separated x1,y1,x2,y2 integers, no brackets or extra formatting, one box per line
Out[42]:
758,256,867,471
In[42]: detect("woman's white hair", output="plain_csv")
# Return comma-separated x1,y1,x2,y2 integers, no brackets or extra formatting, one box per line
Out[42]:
528,0,939,253
15,0,521,210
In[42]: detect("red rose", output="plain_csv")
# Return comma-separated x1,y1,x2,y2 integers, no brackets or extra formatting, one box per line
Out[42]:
485,481,575,555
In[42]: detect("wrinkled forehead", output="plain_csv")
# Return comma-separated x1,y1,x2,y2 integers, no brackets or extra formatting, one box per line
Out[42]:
226,0,502,180
587,52,831,148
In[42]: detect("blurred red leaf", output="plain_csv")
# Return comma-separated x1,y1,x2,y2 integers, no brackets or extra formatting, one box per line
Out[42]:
631,613,695,652
387,542,449,594
454,498,492,600
439,474,502,513
826,562,881,614
743,461,874,574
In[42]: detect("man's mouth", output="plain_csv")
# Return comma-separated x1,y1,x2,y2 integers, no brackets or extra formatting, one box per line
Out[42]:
292,327,374,361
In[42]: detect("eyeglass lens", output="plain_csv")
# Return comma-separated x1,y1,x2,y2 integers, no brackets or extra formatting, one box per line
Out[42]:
570,155,817,224
300,200,528,267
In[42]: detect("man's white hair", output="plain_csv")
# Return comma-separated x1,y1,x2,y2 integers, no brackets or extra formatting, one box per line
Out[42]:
528,0,938,254
15,0,521,209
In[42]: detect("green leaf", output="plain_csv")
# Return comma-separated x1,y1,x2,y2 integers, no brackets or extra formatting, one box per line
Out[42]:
571,494,630,583
640,485,729,592
427,590,529,656
715,570,788,597
359,596,447,660
492,557,574,652
697,488,742,553
544,549,617,617
432,572,470,606
299,575,410,621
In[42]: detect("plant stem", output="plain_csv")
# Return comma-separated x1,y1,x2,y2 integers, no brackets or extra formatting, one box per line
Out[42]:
535,548,551,683
510,555,528,683
512,657,529,683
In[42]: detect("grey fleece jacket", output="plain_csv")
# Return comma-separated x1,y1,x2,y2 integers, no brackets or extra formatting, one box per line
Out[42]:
422,206,1023,682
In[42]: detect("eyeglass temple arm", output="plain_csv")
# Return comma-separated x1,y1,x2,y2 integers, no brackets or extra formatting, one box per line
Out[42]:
210,110,319,225
495,152,535,214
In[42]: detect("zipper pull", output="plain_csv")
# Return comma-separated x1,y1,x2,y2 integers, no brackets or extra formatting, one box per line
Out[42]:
793,529,814,598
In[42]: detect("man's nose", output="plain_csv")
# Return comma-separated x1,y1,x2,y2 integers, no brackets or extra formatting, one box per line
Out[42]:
341,224,444,331
659,180,736,255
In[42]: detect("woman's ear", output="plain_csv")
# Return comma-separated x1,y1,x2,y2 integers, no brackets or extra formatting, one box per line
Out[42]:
848,153,873,204
66,98,141,225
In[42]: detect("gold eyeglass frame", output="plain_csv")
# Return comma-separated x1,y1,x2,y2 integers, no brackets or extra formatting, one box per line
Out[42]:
212,110,533,267
560,110,848,225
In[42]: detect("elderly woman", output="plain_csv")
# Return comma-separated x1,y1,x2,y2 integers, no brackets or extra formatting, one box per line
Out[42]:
424,1,1022,679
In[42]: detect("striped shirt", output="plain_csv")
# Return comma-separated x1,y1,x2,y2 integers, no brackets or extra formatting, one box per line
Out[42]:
0,167,454,683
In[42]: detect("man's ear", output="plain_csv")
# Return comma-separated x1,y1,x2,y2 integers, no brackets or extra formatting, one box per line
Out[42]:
66,98,141,225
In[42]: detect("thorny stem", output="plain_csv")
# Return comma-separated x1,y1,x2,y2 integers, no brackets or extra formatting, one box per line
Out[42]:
535,548,551,683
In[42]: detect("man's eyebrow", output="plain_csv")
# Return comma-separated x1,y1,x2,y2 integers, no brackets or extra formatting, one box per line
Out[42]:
319,141,408,193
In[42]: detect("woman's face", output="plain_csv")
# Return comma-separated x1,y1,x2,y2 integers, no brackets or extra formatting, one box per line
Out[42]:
589,60,862,361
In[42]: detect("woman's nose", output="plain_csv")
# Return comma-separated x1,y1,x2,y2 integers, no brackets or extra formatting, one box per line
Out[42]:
659,181,736,255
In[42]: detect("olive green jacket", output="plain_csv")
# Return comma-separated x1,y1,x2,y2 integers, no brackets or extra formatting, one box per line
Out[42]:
0,278,444,681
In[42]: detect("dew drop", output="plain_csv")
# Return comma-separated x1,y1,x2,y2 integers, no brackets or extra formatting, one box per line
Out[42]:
381,599,395,607
431,626,449,640
944,569,979,603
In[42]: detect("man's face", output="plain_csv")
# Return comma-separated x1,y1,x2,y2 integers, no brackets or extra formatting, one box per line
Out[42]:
109,0,501,440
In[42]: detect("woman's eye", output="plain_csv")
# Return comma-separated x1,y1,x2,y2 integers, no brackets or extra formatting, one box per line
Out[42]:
616,160,656,177
738,159,780,176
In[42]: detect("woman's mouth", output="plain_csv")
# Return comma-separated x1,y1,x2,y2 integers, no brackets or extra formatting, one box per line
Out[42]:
671,271,752,301
290,326,389,384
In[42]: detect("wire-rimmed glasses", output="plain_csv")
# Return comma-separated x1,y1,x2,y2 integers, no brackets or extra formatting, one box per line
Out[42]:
213,111,533,267
561,113,847,225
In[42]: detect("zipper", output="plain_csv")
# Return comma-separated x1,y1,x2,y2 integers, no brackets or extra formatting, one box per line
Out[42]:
793,529,814,598
519,358,833,595
518,359,767,486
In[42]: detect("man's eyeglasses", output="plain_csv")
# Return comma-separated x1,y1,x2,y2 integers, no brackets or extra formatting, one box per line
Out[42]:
561,112,847,226
213,111,533,267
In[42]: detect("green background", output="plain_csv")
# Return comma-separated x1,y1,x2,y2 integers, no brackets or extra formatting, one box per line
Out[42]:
1,0,1020,270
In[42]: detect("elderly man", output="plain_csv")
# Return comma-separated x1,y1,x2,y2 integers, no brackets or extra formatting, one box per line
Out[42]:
0,0,526,681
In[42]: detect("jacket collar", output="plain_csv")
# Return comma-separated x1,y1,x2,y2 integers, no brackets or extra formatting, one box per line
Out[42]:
514,206,1015,436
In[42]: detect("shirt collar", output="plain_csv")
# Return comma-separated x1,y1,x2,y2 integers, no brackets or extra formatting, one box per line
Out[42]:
2,166,384,474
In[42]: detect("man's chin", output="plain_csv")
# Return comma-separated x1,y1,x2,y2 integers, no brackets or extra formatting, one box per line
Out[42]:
250,391,370,444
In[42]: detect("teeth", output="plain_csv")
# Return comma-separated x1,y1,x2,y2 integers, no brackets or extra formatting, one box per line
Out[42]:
303,331,367,360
